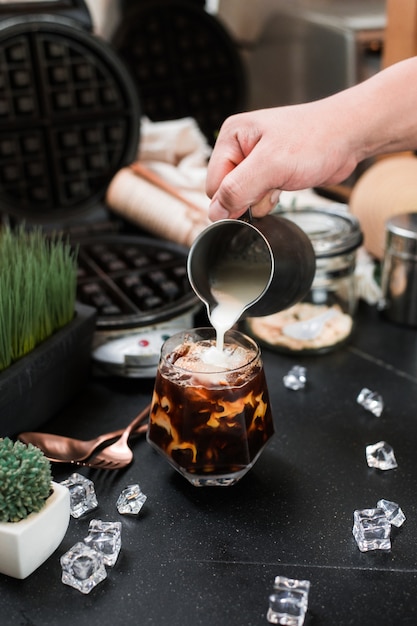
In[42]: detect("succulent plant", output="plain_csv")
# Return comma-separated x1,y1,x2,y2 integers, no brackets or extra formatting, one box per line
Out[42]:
0,438,53,523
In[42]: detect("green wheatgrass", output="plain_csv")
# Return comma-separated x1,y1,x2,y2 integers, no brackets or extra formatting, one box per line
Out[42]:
0,224,78,371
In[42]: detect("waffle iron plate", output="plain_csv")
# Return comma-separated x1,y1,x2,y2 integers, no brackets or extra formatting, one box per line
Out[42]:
0,13,140,220
76,233,199,332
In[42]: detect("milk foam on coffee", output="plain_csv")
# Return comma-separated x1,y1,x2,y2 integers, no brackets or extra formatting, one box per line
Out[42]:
175,341,253,374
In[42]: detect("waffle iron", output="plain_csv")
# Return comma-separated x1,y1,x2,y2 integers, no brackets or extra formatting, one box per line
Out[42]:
0,0,140,220
112,0,247,146
0,1,200,376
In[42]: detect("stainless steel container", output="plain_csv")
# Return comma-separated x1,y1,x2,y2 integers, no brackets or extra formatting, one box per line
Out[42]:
381,213,417,326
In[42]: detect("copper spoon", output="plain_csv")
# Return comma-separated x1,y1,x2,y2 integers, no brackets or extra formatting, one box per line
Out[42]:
18,403,150,463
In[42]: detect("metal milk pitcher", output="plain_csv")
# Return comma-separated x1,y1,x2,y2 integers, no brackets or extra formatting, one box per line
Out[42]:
187,212,316,321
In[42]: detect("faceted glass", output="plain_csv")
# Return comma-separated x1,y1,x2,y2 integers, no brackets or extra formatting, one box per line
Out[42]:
60,473,98,518
117,484,147,515
353,508,391,552
147,328,274,486
267,576,310,626
366,441,398,470
61,542,107,594
83,520,122,567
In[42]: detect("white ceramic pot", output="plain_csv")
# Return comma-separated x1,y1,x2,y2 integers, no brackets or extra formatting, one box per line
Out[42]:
0,481,70,579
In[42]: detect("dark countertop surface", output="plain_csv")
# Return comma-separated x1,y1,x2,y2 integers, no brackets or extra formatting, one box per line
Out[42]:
2,302,417,626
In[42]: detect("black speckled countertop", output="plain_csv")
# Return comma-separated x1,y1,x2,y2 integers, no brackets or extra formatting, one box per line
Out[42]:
2,302,417,626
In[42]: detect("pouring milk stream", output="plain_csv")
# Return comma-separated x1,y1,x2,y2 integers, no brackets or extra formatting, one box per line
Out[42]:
196,258,270,368
209,262,270,347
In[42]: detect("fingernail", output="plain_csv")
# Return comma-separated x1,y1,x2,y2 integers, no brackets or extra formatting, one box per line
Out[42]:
270,189,281,206
208,200,230,221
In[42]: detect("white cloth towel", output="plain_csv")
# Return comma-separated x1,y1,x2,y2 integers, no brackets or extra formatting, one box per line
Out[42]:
106,117,212,248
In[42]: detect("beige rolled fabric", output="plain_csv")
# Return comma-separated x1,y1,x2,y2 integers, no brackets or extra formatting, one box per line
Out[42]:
105,166,211,248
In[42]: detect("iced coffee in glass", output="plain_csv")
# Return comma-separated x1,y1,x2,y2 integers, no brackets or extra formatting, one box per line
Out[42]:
147,328,274,486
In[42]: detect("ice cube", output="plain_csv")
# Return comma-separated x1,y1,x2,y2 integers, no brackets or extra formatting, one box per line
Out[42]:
352,508,391,552
283,366,307,391
267,576,310,625
83,520,122,567
366,441,398,470
61,542,107,594
116,484,147,516
356,387,383,417
60,473,98,518
377,499,406,528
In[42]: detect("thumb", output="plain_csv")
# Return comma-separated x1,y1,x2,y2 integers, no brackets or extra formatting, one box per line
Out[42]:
208,157,281,220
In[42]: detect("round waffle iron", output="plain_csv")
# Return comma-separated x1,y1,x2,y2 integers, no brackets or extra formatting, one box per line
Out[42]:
0,1,140,220
112,0,246,145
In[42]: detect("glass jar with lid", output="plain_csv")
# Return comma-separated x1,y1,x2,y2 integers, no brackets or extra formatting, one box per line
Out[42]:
246,207,363,354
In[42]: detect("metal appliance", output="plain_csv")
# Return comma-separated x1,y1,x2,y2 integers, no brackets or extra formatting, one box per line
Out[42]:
217,0,386,110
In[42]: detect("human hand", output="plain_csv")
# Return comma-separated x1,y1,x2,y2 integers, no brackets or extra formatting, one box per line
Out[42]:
206,101,359,221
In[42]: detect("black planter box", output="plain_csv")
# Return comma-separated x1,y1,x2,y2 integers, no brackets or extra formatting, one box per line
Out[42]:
0,302,97,437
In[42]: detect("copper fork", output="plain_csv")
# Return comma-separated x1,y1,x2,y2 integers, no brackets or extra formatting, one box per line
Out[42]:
79,405,151,470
